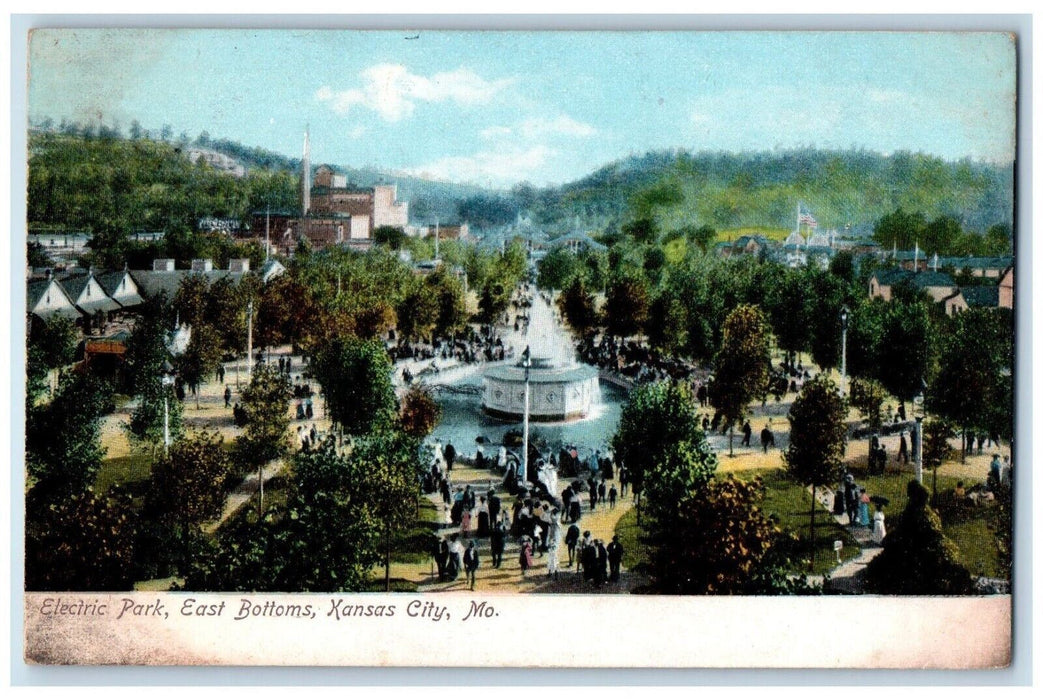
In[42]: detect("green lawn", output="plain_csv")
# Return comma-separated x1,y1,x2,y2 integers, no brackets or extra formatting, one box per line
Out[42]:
94,452,155,494
735,469,862,576
614,506,647,572
850,470,1004,578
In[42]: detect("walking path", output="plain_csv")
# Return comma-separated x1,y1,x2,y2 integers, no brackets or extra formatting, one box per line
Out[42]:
807,485,883,592
416,461,645,594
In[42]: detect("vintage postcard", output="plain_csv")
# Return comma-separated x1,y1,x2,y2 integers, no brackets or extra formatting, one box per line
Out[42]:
18,26,1017,668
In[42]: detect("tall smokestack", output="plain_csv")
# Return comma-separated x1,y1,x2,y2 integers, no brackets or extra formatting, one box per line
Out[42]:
301,127,311,216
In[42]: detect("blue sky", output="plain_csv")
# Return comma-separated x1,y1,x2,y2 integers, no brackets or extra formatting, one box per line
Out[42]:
28,30,1016,188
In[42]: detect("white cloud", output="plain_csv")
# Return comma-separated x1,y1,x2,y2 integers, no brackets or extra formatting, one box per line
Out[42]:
518,115,595,138
403,146,555,187
480,115,596,141
867,88,905,103
315,64,513,122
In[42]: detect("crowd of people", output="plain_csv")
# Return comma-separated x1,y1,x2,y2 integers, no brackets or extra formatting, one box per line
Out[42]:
427,438,629,591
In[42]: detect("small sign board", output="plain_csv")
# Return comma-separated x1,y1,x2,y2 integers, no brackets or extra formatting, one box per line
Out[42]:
834,540,843,552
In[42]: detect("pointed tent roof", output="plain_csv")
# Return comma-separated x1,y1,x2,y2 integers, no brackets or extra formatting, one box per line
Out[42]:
27,278,82,320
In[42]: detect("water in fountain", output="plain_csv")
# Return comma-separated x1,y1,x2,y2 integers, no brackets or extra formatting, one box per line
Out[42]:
524,293,576,368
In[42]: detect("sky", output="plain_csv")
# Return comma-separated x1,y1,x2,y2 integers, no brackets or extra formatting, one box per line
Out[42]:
27,29,1017,189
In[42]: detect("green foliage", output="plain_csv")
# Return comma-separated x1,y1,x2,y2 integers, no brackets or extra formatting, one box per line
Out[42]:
877,301,936,402
710,304,772,432
147,429,234,528
644,475,782,595
537,247,581,290
311,337,397,435
233,365,292,468
399,386,442,438
28,315,78,371
557,276,599,336
428,268,469,338
128,379,183,451
176,324,223,405
785,375,849,489
646,292,688,356
26,488,136,591
396,283,440,342
26,371,113,496
863,480,974,594
849,377,887,431
928,308,1012,441
605,273,650,339
612,380,704,498
186,431,423,592
373,225,406,249
874,208,927,250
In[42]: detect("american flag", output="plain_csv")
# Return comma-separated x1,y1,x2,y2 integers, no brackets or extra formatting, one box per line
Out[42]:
799,208,818,228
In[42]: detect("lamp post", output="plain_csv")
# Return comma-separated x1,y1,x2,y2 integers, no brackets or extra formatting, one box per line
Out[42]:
840,306,849,396
520,345,532,484
913,378,927,483
161,360,175,457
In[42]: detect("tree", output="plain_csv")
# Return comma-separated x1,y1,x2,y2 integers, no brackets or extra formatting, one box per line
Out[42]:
690,224,716,253
922,215,961,256
396,284,439,342
350,431,425,591
428,269,468,338
877,300,936,406
646,292,687,356
863,480,974,594
928,308,1012,460
710,304,772,456
26,371,113,497
537,247,580,290
557,276,599,336
177,324,223,409
922,419,956,501
612,381,703,514
849,376,887,433
399,386,442,438
604,273,650,339
233,365,292,471
873,208,926,250
373,225,405,249
784,375,849,570
311,337,397,435
148,429,234,529
172,274,211,328
26,489,137,591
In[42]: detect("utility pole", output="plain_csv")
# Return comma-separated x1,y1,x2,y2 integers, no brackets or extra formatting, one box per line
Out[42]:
246,300,254,382
521,345,531,484
434,220,440,259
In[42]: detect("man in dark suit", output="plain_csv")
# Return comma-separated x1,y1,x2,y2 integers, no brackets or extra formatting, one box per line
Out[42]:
463,540,480,590
607,535,624,582
595,540,609,588
487,488,501,524
565,524,580,567
444,442,457,473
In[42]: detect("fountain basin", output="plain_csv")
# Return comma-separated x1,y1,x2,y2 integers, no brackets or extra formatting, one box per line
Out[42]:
482,359,600,422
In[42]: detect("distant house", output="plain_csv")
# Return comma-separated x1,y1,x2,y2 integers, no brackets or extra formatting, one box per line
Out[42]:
998,265,1014,308
718,235,772,259
96,269,145,310
783,230,805,247
28,231,91,266
941,290,969,316
960,286,1001,309
130,259,249,300
27,276,81,320
58,270,122,316
547,231,607,254
868,268,957,303
938,256,1013,279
